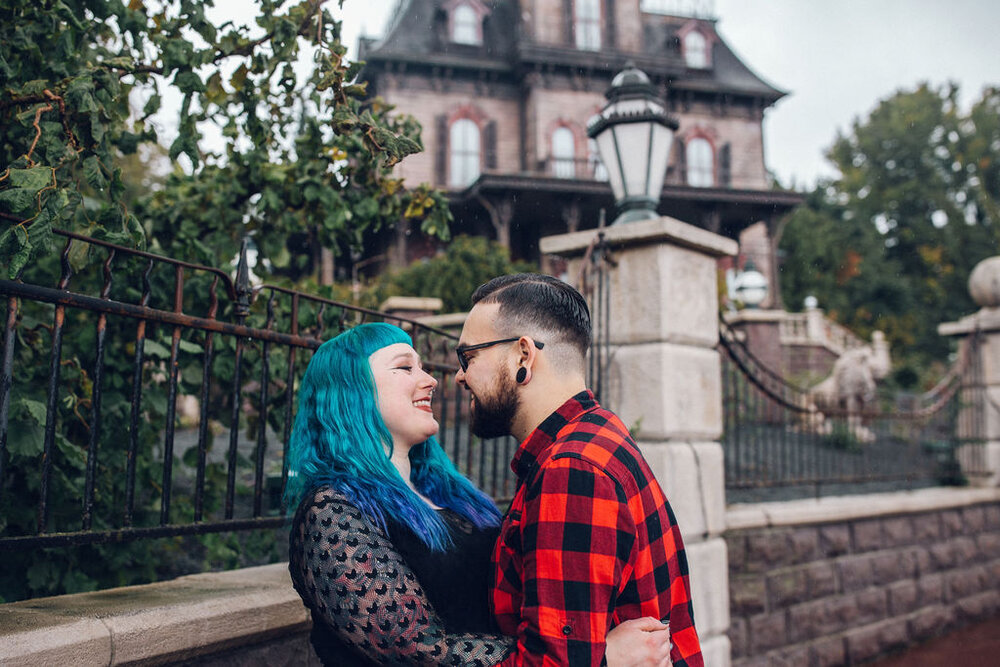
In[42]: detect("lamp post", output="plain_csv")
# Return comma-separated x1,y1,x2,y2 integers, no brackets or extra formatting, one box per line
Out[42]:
733,259,768,308
587,63,678,225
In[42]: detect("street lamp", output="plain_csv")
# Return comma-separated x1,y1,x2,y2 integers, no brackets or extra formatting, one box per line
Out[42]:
587,63,678,225
734,259,768,308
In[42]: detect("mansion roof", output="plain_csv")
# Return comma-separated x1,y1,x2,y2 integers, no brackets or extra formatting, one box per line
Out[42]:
360,0,785,103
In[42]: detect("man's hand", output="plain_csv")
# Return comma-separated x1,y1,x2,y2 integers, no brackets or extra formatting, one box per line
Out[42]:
605,617,672,667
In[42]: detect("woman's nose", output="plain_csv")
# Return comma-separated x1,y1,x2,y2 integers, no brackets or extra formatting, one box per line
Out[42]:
421,369,438,389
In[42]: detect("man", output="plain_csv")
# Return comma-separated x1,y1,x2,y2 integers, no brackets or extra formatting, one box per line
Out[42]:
456,273,703,666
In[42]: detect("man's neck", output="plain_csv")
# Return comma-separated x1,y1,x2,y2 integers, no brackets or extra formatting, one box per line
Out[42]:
511,378,588,442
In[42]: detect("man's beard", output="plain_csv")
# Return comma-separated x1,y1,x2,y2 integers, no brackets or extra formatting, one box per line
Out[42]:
470,366,519,439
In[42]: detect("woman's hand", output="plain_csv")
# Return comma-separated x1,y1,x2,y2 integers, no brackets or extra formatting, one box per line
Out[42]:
605,617,672,667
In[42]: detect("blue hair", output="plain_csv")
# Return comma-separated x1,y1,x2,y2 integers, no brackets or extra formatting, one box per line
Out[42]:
284,322,501,550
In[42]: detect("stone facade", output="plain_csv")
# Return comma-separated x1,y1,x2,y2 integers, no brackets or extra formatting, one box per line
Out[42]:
727,500,1000,665
358,0,803,271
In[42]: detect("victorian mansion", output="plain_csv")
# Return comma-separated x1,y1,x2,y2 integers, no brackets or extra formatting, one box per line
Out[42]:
358,0,802,307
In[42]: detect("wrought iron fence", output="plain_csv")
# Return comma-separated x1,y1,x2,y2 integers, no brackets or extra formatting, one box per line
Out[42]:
718,319,988,501
572,220,614,403
0,230,515,551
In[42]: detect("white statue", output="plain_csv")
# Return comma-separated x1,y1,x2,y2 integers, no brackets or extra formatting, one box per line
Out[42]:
807,331,891,443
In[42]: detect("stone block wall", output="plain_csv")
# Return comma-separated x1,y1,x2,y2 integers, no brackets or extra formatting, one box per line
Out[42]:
727,500,1000,665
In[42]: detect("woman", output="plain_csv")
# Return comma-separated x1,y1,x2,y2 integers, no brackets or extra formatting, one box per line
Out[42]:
286,323,670,665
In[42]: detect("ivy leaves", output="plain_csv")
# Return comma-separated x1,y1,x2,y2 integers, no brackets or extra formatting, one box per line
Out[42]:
2,0,451,280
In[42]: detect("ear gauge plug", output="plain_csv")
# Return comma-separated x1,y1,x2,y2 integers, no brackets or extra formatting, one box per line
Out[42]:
515,367,527,384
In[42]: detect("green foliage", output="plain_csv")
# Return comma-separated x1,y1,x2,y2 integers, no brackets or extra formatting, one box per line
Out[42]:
1,0,451,276
779,83,1000,372
0,0,452,601
379,236,535,313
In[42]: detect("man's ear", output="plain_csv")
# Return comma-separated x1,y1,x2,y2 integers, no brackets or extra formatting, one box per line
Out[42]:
516,336,540,382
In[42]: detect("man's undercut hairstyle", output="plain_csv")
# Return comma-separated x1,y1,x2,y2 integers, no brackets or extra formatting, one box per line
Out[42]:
471,273,592,355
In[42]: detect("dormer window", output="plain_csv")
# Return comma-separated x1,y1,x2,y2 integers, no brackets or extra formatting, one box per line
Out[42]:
447,0,487,46
682,28,710,68
575,0,601,51
452,4,479,45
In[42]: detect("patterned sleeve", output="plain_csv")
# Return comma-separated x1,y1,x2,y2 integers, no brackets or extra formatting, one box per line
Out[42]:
290,488,515,666
501,458,636,666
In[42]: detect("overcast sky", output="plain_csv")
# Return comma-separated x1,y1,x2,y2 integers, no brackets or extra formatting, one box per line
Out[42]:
329,0,999,190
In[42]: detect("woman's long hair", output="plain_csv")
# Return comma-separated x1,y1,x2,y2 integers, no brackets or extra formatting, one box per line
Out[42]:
283,323,501,550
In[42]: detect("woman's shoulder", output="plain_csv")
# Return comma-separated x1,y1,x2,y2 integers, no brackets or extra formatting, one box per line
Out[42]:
293,486,371,528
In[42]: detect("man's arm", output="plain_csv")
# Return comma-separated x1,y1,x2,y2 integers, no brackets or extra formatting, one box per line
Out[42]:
499,456,636,666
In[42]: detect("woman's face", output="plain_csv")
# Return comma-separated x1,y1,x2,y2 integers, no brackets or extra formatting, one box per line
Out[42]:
369,343,439,450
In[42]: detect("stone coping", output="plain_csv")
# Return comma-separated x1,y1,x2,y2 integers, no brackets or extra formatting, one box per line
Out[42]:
379,295,444,313
938,306,1000,336
721,308,790,324
416,311,467,329
0,562,306,666
726,487,1000,531
540,215,738,258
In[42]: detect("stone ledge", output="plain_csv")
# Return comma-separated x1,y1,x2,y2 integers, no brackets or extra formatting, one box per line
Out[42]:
726,488,1000,531
540,215,738,258
0,563,307,666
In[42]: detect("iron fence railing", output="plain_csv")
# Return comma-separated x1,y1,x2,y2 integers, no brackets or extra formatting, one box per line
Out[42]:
718,319,988,501
573,219,614,404
0,230,515,551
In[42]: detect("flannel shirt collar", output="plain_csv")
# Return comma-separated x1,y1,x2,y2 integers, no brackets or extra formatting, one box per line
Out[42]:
510,390,598,481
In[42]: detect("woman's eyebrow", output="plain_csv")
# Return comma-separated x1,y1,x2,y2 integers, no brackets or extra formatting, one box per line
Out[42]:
390,352,420,365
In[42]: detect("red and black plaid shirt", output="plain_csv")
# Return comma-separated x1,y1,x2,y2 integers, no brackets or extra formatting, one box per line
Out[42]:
491,391,703,666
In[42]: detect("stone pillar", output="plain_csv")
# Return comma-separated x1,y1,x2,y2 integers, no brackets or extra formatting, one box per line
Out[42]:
939,256,1000,487
541,216,737,666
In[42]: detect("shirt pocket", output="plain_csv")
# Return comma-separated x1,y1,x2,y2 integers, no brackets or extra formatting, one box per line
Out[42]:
497,509,522,556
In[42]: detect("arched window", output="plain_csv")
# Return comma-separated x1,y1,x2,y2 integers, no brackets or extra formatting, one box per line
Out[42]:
452,3,480,45
588,139,608,181
684,30,708,68
552,127,576,178
449,118,480,188
575,0,601,51
686,137,714,187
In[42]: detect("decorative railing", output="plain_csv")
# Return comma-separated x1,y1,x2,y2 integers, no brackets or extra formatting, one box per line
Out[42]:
0,230,515,551
777,310,865,356
718,318,987,501
536,156,609,182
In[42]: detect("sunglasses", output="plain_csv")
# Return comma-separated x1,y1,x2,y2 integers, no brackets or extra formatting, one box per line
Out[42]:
455,337,545,372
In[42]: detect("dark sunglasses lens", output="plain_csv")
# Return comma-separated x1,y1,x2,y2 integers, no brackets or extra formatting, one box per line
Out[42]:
457,350,468,371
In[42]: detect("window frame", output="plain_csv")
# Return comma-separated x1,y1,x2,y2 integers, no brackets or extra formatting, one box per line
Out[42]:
451,3,481,45
574,0,602,51
683,30,709,68
551,126,577,179
685,136,715,187
449,117,482,188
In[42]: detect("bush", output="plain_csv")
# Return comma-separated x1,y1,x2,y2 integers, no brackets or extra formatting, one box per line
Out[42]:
379,236,535,313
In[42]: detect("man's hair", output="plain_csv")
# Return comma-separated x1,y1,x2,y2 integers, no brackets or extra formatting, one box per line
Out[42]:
471,273,592,356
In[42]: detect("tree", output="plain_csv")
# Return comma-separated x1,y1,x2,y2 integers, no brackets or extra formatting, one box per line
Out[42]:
379,235,535,313
0,0,451,601
779,83,1000,376
0,0,451,277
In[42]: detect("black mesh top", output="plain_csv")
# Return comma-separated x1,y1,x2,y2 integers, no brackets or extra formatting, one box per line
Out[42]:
288,486,514,666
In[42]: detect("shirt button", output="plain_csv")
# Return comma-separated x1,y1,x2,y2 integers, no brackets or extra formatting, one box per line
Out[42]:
562,625,573,636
